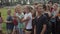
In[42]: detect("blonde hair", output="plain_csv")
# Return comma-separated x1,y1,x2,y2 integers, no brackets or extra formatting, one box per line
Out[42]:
16,4,21,8
15,4,22,13
24,5,33,12
53,3,59,13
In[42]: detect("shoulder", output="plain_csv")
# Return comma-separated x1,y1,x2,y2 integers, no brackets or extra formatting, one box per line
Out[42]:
16,13,18,15
28,12,32,16
21,13,24,15
22,13,24,14
42,14,47,19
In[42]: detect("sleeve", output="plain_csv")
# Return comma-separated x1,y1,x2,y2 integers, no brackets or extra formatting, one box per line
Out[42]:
16,13,19,17
42,15,48,24
29,14,32,19
21,13,24,18
24,13,32,20
19,13,24,19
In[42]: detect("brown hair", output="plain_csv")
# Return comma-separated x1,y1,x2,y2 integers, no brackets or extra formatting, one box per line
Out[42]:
36,4,43,9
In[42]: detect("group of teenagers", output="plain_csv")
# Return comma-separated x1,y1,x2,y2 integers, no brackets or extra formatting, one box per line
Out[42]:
0,1,60,34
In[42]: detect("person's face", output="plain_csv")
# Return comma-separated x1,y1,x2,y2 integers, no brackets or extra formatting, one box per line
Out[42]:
17,7,21,11
37,6,43,13
7,11,11,15
24,7,29,13
49,2,52,7
53,5,58,10
16,7,21,13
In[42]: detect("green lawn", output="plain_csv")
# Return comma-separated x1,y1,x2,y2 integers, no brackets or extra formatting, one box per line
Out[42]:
0,8,14,34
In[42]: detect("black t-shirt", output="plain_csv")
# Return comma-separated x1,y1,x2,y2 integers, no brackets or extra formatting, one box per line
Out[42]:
44,13,52,34
6,15,13,24
35,15,48,34
6,15,14,30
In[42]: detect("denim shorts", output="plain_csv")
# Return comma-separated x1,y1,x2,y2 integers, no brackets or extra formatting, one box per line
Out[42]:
19,28,25,34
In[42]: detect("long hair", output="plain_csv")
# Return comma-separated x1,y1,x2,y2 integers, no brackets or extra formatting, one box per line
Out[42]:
15,4,22,13
24,5,33,12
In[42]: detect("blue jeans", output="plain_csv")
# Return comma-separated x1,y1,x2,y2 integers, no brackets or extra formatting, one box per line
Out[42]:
19,28,25,34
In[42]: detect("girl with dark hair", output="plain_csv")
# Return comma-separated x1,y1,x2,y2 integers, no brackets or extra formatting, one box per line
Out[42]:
48,1,53,12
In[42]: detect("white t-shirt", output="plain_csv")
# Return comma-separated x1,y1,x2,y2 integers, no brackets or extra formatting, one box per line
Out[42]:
24,12,32,29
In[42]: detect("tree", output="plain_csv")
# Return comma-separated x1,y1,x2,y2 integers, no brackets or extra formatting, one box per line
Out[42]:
6,0,10,6
1,0,2,5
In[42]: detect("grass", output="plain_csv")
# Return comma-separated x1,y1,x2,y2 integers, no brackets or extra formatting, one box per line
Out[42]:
0,8,14,34
0,8,14,21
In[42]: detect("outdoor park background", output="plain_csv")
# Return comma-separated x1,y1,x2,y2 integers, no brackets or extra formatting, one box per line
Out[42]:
0,0,60,34
0,7,14,34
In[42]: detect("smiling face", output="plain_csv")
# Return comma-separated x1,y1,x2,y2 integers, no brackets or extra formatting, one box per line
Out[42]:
36,4,43,14
24,5,31,13
37,7,43,13
53,3,58,10
15,5,22,14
